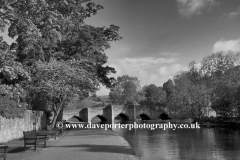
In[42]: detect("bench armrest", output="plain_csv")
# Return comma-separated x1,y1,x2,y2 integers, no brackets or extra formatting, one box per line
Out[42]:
24,137,37,140
0,145,8,150
36,135,48,139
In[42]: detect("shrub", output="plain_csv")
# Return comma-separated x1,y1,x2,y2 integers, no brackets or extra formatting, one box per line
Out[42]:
0,97,26,118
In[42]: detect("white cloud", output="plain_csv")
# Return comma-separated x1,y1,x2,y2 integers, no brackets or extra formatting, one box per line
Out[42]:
96,56,188,95
96,84,110,96
223,6,240,19
177,0,216,18
212,38,240,53
112,56,187,86
159,52,179,56
158,64,188,76
119,57,177,70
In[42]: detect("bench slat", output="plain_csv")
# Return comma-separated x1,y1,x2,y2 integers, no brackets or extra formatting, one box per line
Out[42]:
23,131,48,151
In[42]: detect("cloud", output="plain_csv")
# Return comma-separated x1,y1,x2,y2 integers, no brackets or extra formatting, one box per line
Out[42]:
212,38,240,53
158,64,188,76
223,6,240,19
97,55,187,95
159,52,179,56
112,56,187,86
119,57,177,70
176,0,216,18
96,84,110,96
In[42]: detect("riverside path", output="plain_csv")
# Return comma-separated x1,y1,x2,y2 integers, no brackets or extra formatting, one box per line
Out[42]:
23,128,139,160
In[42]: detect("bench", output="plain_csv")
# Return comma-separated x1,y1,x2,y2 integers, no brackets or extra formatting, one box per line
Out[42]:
47,125,60,140
0,144,8,160
23,131,48,151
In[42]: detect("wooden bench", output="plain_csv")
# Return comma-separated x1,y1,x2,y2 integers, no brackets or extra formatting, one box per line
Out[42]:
23,131,48,151
0,144,8,160
47,125,60,140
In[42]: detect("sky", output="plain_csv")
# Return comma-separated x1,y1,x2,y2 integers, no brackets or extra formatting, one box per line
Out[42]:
1,0,240,96
84,0,240,95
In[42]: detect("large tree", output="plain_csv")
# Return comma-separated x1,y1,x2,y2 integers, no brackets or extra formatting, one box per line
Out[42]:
0,37,30,117
211,66,240,117
164,52,240,118
165,71,211,118
0,0,121,125
200,52,240,117
109,75,145,105
141,84,166,108
0,0,120,84
27,59,98,126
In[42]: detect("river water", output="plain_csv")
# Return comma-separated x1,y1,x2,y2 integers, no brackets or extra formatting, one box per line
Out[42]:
113,120,240,160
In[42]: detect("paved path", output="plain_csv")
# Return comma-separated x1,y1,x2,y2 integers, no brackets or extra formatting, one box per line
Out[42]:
22,129,139,160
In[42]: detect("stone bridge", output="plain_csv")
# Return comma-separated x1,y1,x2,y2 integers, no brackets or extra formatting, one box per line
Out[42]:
62,112,80,121
63,105,167,124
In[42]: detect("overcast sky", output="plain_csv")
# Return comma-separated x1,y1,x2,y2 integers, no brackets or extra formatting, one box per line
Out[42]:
1,0,240,96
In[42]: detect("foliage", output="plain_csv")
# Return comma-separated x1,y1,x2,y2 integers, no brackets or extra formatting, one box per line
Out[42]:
163,79,174,102
200,52,239,77
199,52,240,117
165,67,210,118
211,66,240,117
164,52,240,119
0,96,26,118
141,84,166,108
0,0,121,87
109,75,145,105
27,59,99,125
0,37,30,118
0,37,30,101
0,0,121,124
166,71,211,118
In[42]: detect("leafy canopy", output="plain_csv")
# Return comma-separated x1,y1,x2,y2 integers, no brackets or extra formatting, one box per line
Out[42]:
109,75,145,105
141,84,166,107
0,0,122,122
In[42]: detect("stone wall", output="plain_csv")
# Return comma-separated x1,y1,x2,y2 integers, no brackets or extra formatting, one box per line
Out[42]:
0,110,47,143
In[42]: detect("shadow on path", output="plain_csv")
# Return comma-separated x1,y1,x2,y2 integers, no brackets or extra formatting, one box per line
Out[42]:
66,129,118,136
49,144,135,155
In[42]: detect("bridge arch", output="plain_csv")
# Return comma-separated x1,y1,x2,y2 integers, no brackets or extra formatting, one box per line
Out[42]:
91,114,107,123
78,105,169,123
114,113,129,121
138,113,151,120
158,113,169,120
69,116,83,122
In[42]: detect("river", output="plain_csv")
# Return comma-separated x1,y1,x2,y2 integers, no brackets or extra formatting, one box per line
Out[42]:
113,120,240,160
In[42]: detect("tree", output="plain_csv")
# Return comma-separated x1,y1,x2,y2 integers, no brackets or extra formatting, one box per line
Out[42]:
211,66,240,117
165,71,211,118
163,79,174,102
27,59,100,126
200,52,240,117
0,37,30,118
109,75,145,105
141,84,166,108
0,0,122,125
200,52,239,77
0,0,121,85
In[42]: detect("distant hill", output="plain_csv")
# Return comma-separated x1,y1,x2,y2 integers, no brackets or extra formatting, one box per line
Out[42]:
65,95,110,112
97,95,110,103
98,95,109,98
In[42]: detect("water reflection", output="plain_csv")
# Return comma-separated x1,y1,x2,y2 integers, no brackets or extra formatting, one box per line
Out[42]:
113,120,240,160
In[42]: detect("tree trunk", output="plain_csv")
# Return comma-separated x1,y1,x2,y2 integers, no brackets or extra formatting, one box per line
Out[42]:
51,105,62,128
50,95,67,128
51,111,59,128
